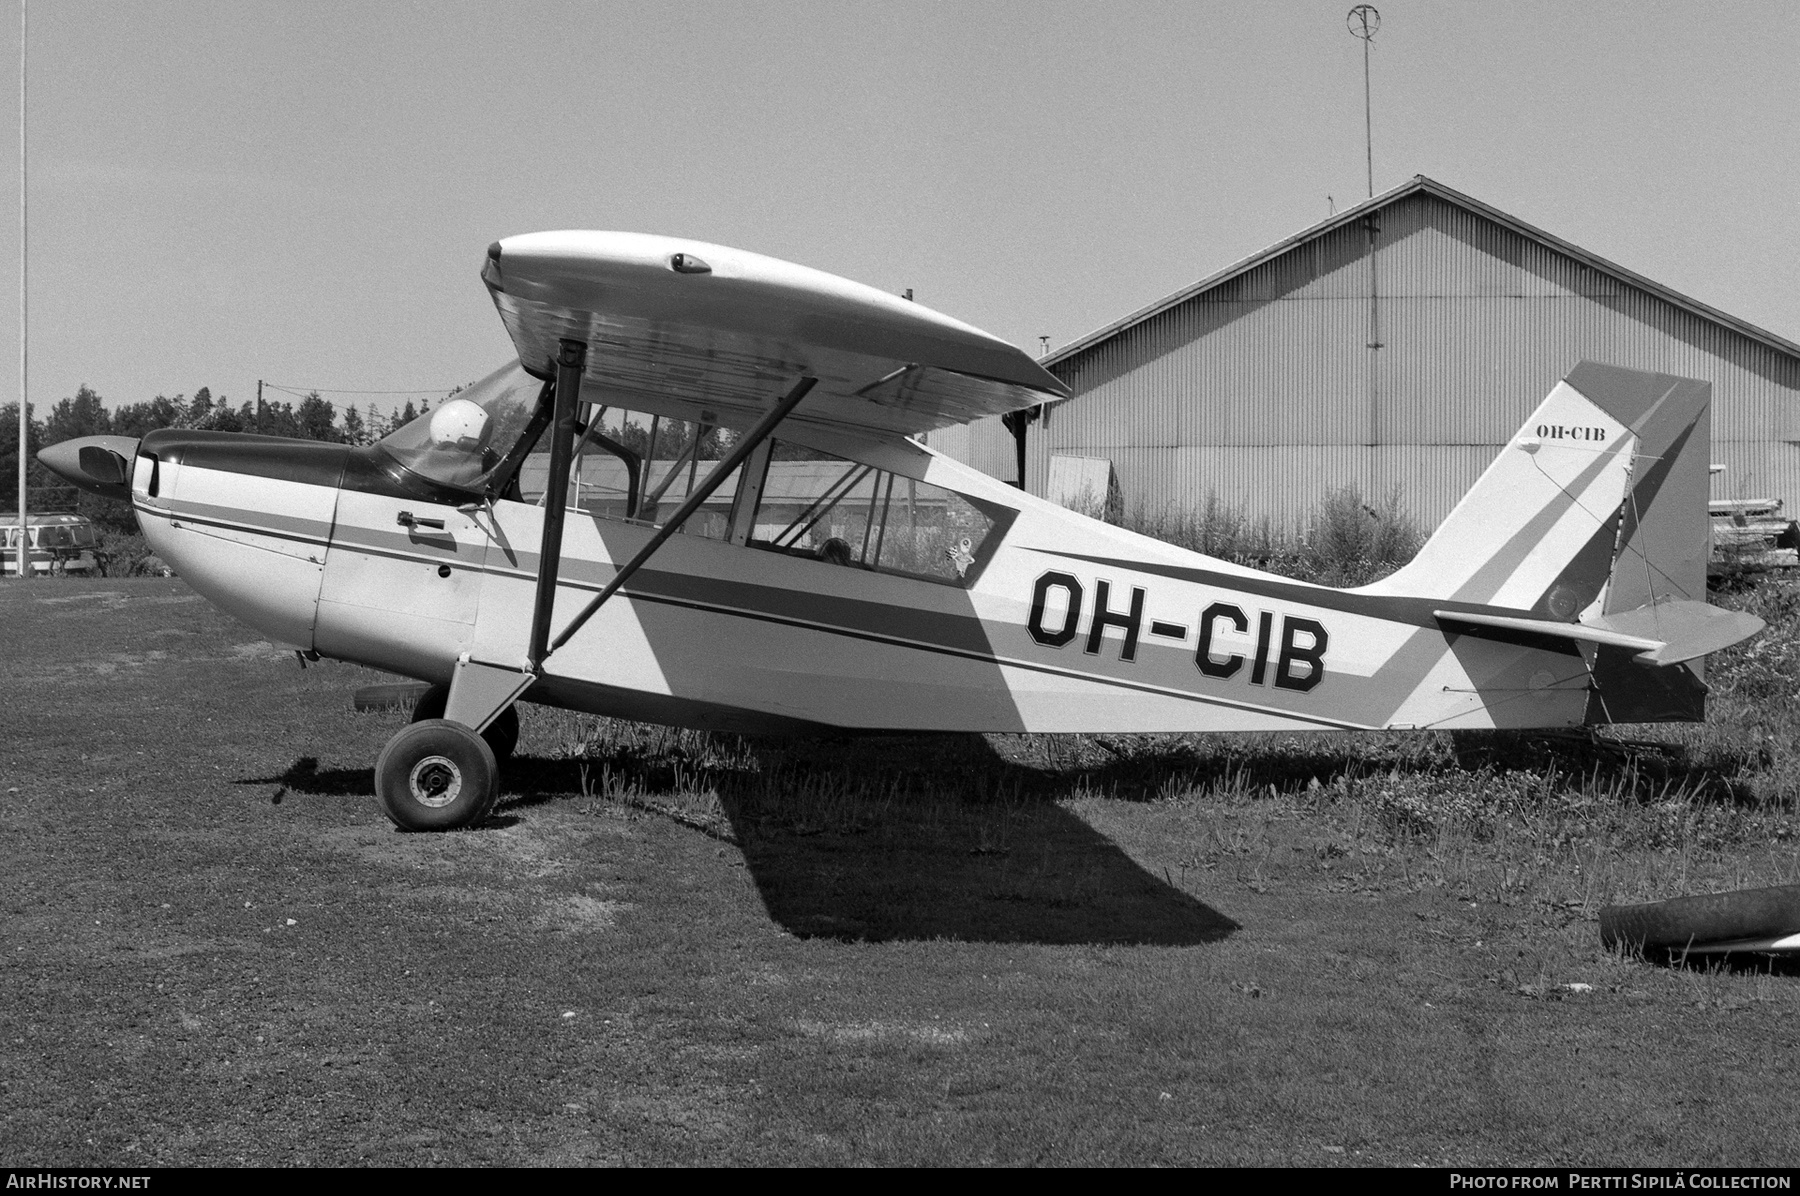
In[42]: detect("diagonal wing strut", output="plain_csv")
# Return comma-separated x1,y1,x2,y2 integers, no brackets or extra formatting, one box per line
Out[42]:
540,371,817,663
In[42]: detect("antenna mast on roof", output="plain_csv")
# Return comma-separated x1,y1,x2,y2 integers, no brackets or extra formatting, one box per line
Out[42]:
1347,5,1379,199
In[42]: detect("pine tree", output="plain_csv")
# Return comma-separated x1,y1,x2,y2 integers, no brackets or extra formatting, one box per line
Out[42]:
44,386,112,441
296,391,340,442
111,395,184,438
341,404,367,446
261,401,299,439
0,401,42,512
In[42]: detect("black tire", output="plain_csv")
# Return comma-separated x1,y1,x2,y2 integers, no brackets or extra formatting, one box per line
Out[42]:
1600,883,1800,952
409,684,520,764
374,719,500,831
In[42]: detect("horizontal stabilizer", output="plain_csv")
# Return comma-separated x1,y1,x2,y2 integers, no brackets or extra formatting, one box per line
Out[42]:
1436,599,1763,667
1589,599,1765,666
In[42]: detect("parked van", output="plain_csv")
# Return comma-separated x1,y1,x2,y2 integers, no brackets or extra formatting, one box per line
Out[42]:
2,513,102,576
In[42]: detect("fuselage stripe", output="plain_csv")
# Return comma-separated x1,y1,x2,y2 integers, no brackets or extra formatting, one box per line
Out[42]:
142,497,1396,730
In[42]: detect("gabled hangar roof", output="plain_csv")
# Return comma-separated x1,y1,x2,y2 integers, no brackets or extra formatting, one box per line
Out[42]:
1042,174,1800,373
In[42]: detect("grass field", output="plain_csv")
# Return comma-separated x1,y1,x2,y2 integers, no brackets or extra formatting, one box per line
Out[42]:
3,575,1798,1166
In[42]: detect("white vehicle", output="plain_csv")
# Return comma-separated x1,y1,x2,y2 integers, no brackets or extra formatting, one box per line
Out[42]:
2,512,102,576
41,231,1763,831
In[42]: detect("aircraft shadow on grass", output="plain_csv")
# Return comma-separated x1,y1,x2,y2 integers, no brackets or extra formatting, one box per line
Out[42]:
248,733,1240,948
247,713,1777,950
575,731,1236,947
719,794,1241,948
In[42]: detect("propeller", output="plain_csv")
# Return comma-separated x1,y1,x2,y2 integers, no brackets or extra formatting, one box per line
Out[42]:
37,435,141,502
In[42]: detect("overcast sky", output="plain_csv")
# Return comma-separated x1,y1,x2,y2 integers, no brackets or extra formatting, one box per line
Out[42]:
1,0,1795,421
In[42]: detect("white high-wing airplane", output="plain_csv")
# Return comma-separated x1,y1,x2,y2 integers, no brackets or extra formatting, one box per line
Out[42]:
42,231,1763,831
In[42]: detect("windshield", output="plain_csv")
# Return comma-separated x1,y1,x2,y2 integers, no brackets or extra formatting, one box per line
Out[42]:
376,360,546,492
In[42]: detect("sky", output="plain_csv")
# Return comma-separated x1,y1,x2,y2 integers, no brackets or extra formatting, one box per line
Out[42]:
0,0,1795,423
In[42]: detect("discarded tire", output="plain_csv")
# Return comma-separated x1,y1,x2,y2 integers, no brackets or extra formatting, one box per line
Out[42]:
1599,883,1800,952
353,681,433,712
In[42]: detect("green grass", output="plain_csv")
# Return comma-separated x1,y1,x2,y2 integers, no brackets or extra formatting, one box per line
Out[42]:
3,574,1799,1166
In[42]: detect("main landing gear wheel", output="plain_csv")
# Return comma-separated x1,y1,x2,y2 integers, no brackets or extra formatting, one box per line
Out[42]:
409,683,520,764
375,719,499,832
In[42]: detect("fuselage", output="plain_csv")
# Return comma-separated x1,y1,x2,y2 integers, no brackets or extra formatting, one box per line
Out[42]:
126,425,1615,736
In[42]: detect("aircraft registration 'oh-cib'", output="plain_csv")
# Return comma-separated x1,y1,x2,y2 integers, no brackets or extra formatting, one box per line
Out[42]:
42,231,1764,830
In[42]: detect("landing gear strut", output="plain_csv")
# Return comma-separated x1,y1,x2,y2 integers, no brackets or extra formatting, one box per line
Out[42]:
410,684,519,764
367,339,591,832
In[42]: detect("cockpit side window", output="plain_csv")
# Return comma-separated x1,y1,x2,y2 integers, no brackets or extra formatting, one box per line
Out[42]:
375,361,547,494
520,408,741,542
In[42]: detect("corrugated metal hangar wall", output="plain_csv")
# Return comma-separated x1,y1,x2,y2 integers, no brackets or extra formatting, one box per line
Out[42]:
929,176,1800,530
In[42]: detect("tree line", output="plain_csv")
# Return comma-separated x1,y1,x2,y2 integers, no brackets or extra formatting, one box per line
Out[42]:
1,385,437,529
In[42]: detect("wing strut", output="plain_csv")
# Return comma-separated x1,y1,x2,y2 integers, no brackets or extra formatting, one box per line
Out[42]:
542,373,817,660
1000,405,1039,489
525,339,589,668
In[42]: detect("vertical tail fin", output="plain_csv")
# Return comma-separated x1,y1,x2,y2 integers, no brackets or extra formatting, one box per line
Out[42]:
1369,362,1737,723
1367,361,1705,618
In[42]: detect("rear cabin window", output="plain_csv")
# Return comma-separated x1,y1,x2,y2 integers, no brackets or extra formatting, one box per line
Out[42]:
39,525,91,548
3,523,95,549
745,443,1000,587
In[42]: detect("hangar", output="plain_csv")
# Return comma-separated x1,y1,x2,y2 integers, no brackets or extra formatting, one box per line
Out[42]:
930,175,1800,529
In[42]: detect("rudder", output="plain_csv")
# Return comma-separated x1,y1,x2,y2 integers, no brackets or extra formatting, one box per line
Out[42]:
1569,363,1715,722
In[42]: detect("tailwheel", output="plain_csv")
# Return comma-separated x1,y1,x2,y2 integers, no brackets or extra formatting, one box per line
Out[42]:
375,719,499,831
410,684,520,764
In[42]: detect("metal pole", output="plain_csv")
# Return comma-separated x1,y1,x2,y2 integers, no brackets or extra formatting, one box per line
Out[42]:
548,375,816,655
1348,5,1383,499
1363,33,1373,198
527,339,586,669
15,0,27,579
1347,5,1379,199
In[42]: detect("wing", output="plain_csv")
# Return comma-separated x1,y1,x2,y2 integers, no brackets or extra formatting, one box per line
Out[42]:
481,231,1069,439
